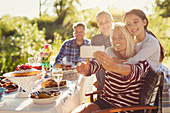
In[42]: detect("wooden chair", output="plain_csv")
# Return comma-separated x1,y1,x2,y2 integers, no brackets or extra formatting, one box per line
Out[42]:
85,70,164,113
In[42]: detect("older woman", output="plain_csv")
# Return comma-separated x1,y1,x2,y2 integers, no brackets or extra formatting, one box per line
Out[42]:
72,22,151,113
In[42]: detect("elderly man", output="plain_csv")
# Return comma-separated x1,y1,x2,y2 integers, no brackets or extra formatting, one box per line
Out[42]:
54,22,90,67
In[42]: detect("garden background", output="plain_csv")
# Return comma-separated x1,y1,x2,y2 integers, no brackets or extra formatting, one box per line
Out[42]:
0,0,169,75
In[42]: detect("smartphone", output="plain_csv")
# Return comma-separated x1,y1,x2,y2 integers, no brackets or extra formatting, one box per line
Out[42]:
80,46,105,58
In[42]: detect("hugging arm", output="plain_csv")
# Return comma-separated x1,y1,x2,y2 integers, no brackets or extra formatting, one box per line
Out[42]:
127,38,160,64
94,51,150,80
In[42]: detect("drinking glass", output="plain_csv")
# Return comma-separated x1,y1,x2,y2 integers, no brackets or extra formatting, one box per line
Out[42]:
50,56,56,67
52,68,63,91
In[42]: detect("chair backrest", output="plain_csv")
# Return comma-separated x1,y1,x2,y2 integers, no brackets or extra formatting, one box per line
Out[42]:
152,71,164,113
139,69,164,112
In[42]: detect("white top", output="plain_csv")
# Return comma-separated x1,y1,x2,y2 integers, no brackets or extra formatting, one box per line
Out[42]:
105,47,116,57
127,32,161,71
105,32,161,71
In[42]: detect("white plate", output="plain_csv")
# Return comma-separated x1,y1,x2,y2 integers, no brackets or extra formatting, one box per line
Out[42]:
31,96,59,104
30,90,60,104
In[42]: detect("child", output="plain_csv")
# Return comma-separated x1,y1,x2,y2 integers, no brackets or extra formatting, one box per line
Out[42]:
91,10,113,48
124,9,170,98
123,9,170,91
124,9,165,72
91,10,113,91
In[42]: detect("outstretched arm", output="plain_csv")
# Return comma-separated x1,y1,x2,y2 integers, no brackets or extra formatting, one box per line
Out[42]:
93,51,131,76
76,58,104,76
76,58,90,75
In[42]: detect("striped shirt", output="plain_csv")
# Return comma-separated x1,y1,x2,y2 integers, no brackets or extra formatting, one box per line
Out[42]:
88,60,150,108
54,38,90,66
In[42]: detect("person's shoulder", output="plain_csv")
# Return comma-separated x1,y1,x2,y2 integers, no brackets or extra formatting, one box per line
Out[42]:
84,38,90,41
63,38,75,44
60,38,75,47
91,34,102,45
84,38,90,45
106,46,113,51
84,38,90,42
145,32,159,44
105,47,116,57
92,34,102,39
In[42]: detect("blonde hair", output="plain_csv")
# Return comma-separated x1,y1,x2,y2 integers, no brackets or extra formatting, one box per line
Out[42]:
96,10,114,23
110,22,135,58
96,10,113,34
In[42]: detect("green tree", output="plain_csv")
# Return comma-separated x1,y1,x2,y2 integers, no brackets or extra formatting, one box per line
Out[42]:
148,11,170,57
39,0,49,17
155,0,170,18
0,16,47,75
54,0,81,25
34,0,81,41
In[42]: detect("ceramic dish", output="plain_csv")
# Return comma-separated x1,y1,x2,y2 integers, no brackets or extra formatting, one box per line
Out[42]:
30,90,60,104
0,78,19,93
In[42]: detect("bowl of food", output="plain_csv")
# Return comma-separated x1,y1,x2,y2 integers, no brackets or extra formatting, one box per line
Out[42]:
30,90,60,104
0,78,18,93
41,78,67,89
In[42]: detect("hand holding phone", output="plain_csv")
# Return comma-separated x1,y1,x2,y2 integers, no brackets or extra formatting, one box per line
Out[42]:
80,46,105,58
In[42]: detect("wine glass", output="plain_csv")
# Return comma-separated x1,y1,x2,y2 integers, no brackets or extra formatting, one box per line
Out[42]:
50,56,56,67
52,67,63,91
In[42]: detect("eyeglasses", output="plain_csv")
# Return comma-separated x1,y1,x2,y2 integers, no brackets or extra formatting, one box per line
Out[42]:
98,20,111,26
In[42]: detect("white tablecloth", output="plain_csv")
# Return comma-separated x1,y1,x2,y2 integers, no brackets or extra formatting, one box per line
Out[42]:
77,74,95,103
0,74,95,113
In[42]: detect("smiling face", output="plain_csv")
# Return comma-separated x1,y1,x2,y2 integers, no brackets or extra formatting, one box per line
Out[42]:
124,14,147,37
111,28,127,53
73,25,86,45
97,13,112,36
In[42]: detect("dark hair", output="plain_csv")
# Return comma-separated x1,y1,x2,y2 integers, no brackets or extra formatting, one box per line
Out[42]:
72,22,87,32
124,9,165,62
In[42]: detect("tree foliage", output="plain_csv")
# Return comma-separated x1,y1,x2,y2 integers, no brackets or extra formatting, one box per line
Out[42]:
155,0,170,18
0,0,170,75
0,16,48,74
54,0,80,24
32,0,81,42
148,9,170,57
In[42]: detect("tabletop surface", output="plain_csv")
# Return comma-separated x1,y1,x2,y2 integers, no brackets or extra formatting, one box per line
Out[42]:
0,74,95,113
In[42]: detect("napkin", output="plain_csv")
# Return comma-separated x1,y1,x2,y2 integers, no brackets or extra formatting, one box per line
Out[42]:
62,70,79,81
61,86,80,113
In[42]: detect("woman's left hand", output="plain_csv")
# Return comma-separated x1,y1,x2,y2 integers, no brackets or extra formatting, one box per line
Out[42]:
93,51,117,72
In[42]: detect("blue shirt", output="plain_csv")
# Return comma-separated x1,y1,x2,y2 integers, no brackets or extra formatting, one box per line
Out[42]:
54,38,90,66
